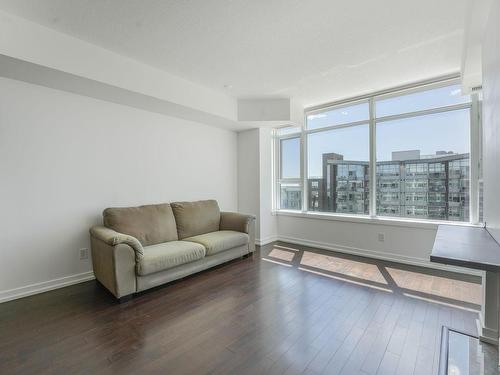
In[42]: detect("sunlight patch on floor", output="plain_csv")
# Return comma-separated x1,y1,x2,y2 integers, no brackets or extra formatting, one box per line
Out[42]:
267,248,296,262
261,245,482,310
387,267,482,305
300,251,388,285
298,267,393,292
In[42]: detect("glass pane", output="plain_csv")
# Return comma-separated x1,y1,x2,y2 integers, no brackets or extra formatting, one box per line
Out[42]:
376,84,470,118
307,124,369,214
376,109,470,221
280,183,302,210
307,102,369,130
281,137,300,178
277,126,301,136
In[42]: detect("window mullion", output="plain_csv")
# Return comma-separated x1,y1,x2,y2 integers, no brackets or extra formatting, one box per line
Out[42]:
369,98,377,217
301,125,308,213
275,133,281,210
469,93,480,224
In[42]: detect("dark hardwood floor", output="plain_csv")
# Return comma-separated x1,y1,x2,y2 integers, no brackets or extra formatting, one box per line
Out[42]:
0,242,491,374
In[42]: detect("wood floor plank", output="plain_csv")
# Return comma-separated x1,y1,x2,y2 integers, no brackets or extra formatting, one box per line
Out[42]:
321,326,365,374
394,320,424,375
376,351,400,375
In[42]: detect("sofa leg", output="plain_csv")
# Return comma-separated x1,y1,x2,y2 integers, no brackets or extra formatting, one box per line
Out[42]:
117,295,134,304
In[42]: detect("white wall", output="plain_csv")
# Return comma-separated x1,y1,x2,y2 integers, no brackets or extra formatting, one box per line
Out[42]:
479,0,500,341
236,128,277,243
237,129,261,239
482,0,500,238
259,128,278,242
0,77,238,301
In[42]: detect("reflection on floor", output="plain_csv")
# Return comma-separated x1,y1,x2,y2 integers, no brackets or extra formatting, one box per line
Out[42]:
263,242,482,311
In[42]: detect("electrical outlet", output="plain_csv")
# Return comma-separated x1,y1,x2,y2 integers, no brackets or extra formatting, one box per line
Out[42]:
378,233,385,242
79,248,89,260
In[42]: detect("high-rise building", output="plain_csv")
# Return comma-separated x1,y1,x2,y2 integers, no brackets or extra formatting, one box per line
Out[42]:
376,153,469,221
280,183,302,210
302,151,470,221
312,152,369,214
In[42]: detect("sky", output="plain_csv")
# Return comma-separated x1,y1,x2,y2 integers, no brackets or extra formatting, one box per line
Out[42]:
281,84,471,178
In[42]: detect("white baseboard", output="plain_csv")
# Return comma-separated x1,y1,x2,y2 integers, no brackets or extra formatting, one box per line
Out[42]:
255,236,278,246
277,235,483,277
0,271,95,304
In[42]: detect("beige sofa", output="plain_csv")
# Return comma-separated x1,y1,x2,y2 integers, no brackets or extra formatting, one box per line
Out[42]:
89,200,255,301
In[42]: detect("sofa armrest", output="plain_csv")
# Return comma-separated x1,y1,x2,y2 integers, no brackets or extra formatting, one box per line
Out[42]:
90,225,144,258
220,212,255,233
220,212,256,253
90,236,136,299
90,225,139,299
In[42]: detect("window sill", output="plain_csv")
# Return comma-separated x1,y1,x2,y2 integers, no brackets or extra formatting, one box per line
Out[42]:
275,210,483,230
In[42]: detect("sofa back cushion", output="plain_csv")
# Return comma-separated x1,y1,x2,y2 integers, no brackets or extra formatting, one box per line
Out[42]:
103,203,178,246
171,200,220,239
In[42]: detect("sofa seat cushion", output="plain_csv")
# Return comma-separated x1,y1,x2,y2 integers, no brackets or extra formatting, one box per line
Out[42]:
137,241,206,276
184,230,249,256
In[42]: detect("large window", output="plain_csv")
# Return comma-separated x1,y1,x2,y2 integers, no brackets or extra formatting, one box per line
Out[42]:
275,79,481,224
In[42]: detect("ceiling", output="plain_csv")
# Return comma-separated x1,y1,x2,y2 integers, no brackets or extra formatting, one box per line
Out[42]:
0,0,467,107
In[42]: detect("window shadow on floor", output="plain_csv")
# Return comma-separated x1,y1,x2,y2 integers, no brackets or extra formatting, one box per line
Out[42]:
261,242,482,311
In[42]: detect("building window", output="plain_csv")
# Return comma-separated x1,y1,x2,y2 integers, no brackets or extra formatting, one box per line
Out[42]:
275,78,482,224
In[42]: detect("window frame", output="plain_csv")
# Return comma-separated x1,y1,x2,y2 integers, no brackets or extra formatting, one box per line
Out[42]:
275,131,303,212
274,75,483,225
